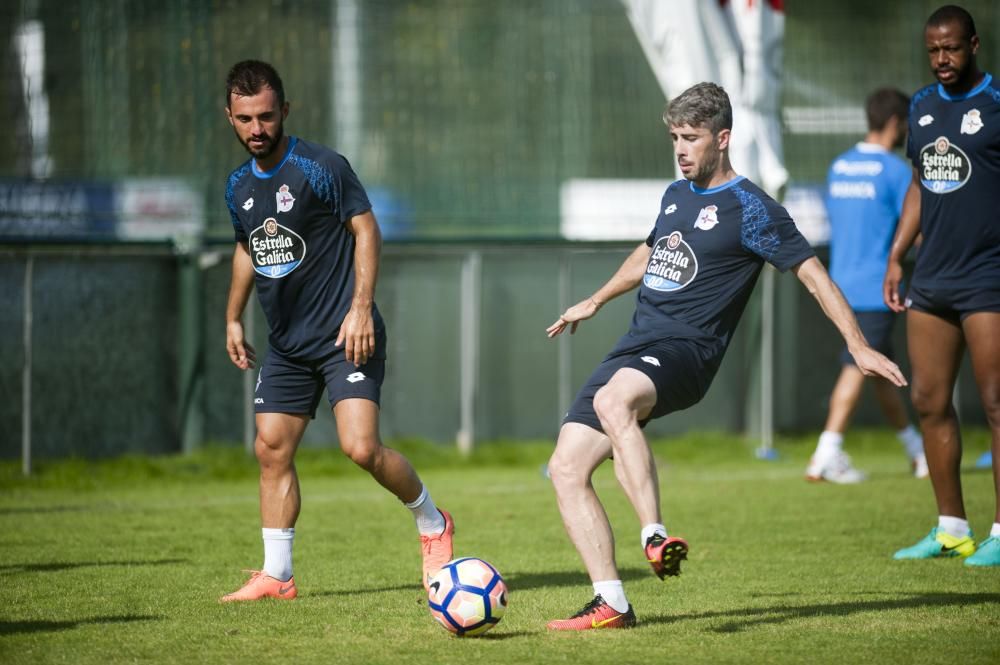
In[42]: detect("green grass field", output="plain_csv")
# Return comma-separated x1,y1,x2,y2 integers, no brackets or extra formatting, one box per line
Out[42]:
2,431,998,664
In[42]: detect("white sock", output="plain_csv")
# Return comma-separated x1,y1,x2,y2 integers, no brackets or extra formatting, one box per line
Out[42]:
640,523,667,548
815,431,844,458
896,425,924,459
262,527,294,581
593,580,629,613
938,516,971,539
991,522,1000,538
404,485,446,535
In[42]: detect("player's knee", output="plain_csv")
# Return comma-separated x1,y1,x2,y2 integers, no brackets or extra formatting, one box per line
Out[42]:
910,383,951,420
341,437,380,471
547,450,585,490
593,387,633,434
254,432,294,470
979,384,1000,428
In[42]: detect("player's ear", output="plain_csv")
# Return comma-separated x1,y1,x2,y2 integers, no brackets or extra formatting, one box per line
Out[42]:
715,128,731,151
281,102,290,121
225,105,234,126
970,34,980,55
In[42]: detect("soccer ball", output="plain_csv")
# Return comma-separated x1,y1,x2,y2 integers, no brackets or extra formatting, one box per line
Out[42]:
427,557,507,636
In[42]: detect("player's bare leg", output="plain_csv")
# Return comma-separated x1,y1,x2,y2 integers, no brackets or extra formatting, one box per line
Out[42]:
592,369,659,526
221,412,308,602
872,376,910,431
548,423,618,582
823,365,866,433
547,424,639,629
333,398,452,587
334,398,422,502
593,368,688,579
257,412,309,527
908,309,966,518
963,312,1000,523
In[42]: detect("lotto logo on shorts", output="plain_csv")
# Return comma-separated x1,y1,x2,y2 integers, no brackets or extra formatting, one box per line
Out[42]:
346,372,366,383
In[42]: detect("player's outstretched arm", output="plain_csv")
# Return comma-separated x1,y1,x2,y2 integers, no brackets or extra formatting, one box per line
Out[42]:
226,241,257,371
337,210,381,367
792,256,907,387
546,241,650,338
883,168,921,312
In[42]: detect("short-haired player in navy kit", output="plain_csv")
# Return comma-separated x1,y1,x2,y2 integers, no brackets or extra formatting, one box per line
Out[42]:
886,5,1000,567
219,60,453,602
805,88,928,484
544,82,907,630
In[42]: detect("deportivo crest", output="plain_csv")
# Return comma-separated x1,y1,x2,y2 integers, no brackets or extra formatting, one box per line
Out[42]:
249,217,306,278
276,184,296,213
643,231,698,292
693,205,720,230
918,136,971,194
960,109,983,135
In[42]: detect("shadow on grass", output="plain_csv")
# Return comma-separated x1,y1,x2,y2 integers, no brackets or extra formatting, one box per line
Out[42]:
0,558,189,574
640,592,1000,633
311,583,420,597
0,615,163,636
0,505,89,515
504,567,649,591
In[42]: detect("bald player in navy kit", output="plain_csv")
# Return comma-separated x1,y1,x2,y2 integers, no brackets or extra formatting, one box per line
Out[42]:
887,5,1000,566
219,60,454,602
544,82,907,630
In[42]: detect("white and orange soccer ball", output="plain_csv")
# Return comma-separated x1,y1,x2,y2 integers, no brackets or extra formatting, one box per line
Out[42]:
427,557,507,636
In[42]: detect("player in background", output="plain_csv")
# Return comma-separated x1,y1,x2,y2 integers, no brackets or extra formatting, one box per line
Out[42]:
545,82,907,630
219,60,453,601
806,88,927,484
886,5,1000,566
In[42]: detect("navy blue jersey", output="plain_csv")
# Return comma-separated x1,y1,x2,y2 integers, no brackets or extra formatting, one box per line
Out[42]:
907,74,1000,288
225,137,380,359
825,143,911,311
620,176,814,354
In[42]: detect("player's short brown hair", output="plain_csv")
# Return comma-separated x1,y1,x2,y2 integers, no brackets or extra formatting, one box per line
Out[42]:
226,60,285,108
663,82,733,135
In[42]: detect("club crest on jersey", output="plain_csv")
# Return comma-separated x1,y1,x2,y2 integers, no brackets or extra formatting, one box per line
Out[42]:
918,136,971,194
644,231,698,292
693,205,720,230
250,217,306,278
960,109,983,135
276,184,296,213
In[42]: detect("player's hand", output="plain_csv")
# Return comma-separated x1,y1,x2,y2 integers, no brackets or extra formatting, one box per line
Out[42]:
546,297,602,338
226,320,257,370
336,307,375,367
883,259,906,313
851,345,907,387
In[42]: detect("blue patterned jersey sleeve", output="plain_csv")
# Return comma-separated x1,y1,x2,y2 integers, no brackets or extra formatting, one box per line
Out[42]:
733,184,814,271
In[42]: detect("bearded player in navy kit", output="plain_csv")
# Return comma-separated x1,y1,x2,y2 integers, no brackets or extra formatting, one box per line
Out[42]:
544,82,907,630
886,5,1000,567
219,60,453,602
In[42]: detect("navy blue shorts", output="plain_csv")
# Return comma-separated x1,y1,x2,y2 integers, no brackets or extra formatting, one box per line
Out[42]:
905,283,1000,323
839,310,896,365
563,337,721,434
254,331,386,416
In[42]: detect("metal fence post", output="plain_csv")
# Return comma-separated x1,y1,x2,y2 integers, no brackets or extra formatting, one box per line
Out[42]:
756,265,776,459
21,254,34,477
457,250,481,455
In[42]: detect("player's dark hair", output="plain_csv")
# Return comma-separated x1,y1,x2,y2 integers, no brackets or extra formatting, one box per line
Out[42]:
663,82,733,135
226,60,285,108
926,5,977,42
866,88,909,132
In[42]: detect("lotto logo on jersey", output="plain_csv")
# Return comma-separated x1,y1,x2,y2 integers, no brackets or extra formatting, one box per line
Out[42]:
643,231,698,292
919,136,971,194
249,217,307,278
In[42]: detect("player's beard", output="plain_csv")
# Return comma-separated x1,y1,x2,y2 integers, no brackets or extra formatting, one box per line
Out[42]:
693,143,722,183
239,121,285,161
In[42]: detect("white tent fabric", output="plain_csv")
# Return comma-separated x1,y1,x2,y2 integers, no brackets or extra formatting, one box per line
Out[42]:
623,0,788,198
